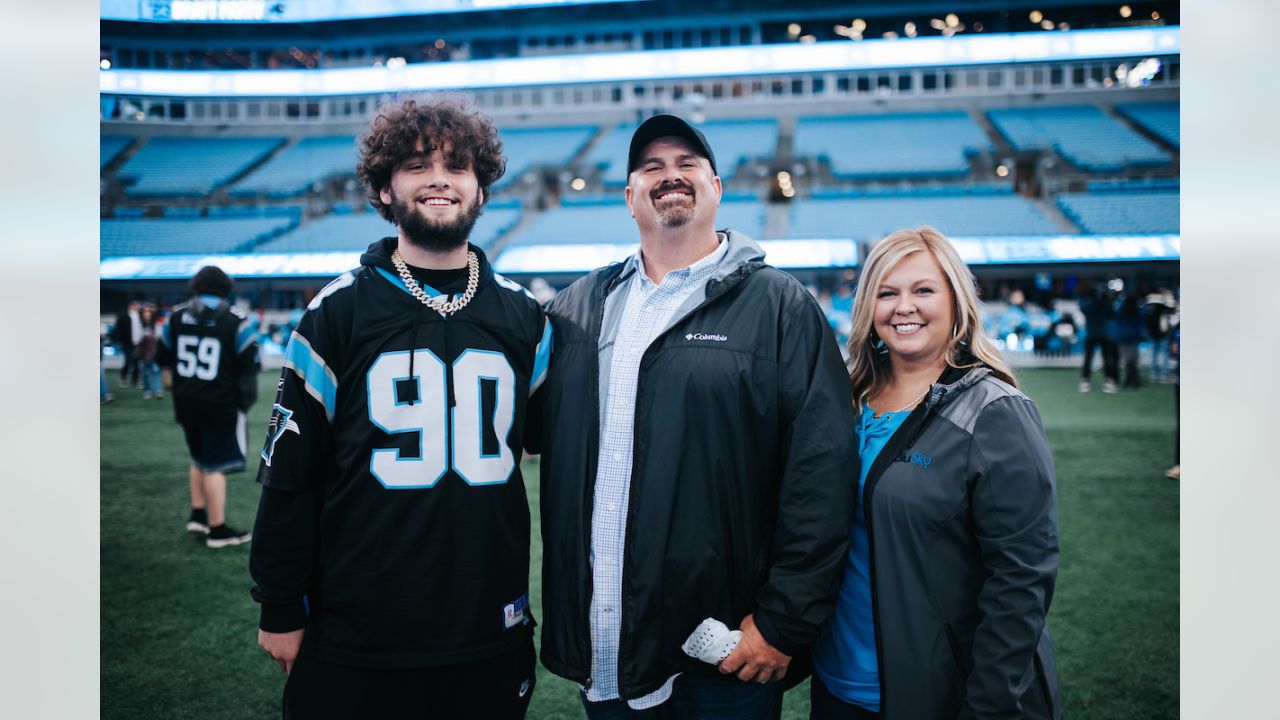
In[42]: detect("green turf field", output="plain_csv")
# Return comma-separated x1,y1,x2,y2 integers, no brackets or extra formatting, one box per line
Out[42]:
100,368,1178,719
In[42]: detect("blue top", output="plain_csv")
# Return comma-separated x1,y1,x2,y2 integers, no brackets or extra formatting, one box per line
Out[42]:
813,404,911,712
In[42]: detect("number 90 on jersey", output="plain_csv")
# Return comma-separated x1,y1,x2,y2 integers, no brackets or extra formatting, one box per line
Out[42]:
366,349,517,489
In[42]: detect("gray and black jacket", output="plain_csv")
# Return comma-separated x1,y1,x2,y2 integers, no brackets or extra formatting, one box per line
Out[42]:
864,364,1061,719
529,230,856,700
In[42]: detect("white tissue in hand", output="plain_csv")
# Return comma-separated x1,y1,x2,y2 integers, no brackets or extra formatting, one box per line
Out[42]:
682,618,742,664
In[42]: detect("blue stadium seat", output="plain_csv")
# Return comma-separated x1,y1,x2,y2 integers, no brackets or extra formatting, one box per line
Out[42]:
493,126,597,189
794,112,992,179
987,105,1169,172
1057,191,1179,234
229,136,357,197
119,137,284,195
583,125,634,185
1116,102,1179,148
100,215,298,257
101,135,132,169
257,207,520,253
788,193,1057,240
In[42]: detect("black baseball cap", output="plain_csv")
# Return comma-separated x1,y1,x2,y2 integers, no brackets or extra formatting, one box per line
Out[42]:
626,114,718,176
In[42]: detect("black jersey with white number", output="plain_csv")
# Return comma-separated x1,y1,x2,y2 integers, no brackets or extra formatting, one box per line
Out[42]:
250,239,551,669
157,297,260,421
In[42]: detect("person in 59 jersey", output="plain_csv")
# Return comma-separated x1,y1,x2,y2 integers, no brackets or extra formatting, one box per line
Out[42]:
249,97,551,719
155,265,259,548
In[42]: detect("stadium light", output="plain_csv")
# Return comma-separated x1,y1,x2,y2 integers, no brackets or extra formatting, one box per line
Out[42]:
99,26,1182,98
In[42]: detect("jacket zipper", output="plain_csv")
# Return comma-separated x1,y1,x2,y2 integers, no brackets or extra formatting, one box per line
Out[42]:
861,398,935,719
615,265,752,696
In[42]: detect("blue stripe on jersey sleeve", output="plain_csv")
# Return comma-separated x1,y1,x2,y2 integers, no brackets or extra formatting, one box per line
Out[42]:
374,266,443,298
283,332,338,421
236,318,257,353
530,319,553,394
160,318,173,348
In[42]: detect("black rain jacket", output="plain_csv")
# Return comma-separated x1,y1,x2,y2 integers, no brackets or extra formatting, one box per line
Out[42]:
861,365,1061,719
529,230,856,700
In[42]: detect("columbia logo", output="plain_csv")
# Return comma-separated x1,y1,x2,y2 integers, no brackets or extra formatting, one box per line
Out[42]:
686,332,728,342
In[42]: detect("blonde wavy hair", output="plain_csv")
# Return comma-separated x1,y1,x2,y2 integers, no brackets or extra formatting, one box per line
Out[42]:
846,226,1016,409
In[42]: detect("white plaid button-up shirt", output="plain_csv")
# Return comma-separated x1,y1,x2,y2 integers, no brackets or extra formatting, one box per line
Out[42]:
585,239,728,708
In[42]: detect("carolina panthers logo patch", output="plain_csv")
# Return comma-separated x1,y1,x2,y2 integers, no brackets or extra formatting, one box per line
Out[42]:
261,403,300,466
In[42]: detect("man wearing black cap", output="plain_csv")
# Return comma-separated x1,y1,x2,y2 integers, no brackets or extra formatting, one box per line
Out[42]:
531,115,855,717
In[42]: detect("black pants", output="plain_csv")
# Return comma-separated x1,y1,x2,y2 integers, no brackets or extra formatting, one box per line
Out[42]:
809,675,880,720
120,349,140,386
1080,335,1118,383
283,635,536,720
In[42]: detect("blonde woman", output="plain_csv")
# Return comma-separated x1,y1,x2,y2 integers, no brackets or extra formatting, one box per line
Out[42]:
810,228,1061,719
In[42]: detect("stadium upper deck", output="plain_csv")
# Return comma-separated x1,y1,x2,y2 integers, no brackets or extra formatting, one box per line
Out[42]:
99,1,1179,282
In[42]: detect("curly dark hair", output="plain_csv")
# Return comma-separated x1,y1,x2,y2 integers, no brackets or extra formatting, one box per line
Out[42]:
356,96,506,223
189,265,233,298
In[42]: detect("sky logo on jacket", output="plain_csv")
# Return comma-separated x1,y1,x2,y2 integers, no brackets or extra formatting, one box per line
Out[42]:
895,449,933,469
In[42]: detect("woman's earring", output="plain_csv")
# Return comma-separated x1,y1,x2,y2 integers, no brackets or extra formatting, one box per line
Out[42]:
871,331,888,355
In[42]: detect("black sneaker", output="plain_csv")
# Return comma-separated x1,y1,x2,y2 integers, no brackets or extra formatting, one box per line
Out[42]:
186,510,210,535
206,524,252,548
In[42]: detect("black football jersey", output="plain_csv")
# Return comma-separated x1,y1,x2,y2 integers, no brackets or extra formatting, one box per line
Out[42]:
158,297,260,419
250,239,551,668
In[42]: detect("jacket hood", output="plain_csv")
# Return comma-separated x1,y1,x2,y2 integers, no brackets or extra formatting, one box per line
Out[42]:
359,236,496,288
712,228,766,282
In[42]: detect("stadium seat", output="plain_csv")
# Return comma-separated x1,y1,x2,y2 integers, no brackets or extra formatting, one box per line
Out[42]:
987,105,1169,172
788,192,1058,240
1116,102,1179,149
492,126,597,190
101,135,132,169
1057,191,1179,234
229,136,358,197
100,215,298,257
119,137,284,195
794,112,992,179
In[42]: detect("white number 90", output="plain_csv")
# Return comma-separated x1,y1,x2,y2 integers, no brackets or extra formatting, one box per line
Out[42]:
366,349,517,489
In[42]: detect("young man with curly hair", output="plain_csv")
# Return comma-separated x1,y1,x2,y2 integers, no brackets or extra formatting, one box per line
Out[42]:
250,96,551,719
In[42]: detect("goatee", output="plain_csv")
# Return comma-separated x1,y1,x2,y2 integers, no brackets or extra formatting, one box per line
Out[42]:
652,180,695,229
390,190,483,253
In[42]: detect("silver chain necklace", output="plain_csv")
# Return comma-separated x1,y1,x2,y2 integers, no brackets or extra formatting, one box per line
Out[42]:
891,387,931,413
872,387,930,419
391,248,480,316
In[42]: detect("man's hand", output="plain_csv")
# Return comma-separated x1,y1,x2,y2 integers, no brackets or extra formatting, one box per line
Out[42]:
258,628,305,674
718,613,791,683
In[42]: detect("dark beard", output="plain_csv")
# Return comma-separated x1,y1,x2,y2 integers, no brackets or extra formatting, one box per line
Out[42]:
389,190,483,253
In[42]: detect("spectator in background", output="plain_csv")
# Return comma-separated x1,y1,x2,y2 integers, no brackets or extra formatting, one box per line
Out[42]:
156,266,259,548
139,304,164,400
1078,281,1119,393
815,226,1060,719
1114,291,1144,390
100,325,115,406
1166,327,1180,480
112,300,142,389
1143,288,1177,383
